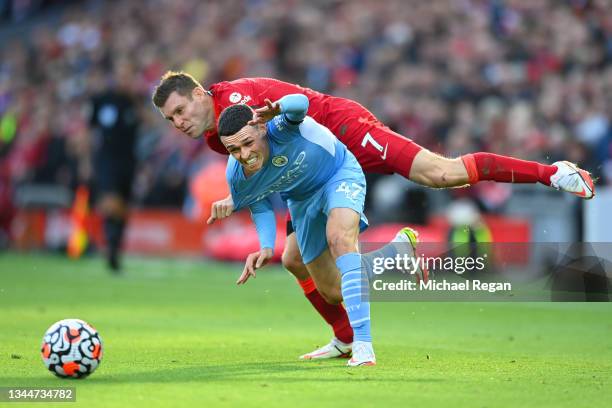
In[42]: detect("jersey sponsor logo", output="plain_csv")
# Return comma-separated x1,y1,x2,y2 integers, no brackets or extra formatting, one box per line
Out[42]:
229,92,253,105
381,143,389,160
244,151,307,203
272,155,288,167
294,152,306,165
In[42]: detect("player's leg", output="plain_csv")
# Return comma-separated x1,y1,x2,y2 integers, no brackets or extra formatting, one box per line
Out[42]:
304,248,343,304
356,124,594,198
285,206,356,360
361,227,428,283
460,154,594,198
410,146,594,197
95,164,133,273
317,154,375,366
408,149,557,188
326,207,375,366
407,151,468,187
282,225,354,357
98,192,128,272
285,221,425,360
290,167,374,365
297,222,423,363
298,249,352,359
282,232,309,281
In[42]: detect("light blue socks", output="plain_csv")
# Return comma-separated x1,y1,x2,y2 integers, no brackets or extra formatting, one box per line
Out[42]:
336,252,371,342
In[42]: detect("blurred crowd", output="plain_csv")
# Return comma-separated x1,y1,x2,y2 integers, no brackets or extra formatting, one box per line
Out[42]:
1,0,611,218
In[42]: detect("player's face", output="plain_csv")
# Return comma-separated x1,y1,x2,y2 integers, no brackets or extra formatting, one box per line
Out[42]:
222,124,269,176
160,88,215,139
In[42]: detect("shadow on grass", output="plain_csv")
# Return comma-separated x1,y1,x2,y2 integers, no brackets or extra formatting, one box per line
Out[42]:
3,360,446,385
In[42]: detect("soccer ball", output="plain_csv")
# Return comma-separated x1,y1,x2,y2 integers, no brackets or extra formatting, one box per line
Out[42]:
41,319,103,378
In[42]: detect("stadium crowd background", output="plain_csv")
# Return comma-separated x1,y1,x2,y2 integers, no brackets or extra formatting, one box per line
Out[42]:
1,0,611,243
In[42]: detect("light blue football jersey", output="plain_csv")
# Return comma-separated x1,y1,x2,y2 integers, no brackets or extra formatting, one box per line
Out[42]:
225,94,367,259
227,114,347,209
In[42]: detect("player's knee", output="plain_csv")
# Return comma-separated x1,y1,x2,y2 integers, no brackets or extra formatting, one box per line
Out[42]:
327,232,355,259
281,248,307,278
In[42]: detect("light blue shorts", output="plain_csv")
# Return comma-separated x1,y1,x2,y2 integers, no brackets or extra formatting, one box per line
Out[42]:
288,154,368,264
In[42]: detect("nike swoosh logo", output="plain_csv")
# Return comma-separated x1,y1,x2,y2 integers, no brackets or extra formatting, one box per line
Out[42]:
381,143,388,160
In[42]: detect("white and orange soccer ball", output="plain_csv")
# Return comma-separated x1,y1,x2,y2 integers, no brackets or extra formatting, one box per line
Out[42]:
41,319,103,378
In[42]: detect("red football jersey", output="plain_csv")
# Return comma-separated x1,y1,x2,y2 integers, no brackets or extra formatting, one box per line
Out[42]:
204,77,421,175
204,77,372,154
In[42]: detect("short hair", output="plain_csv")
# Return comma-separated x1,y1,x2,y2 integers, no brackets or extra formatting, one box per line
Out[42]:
218,104,255,137
152,71,201,108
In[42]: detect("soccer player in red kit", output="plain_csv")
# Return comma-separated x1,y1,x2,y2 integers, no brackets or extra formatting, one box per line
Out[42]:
152,71,595,360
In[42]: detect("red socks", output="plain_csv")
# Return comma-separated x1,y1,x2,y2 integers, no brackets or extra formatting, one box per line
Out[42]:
462,152,557,186
298,277,353,344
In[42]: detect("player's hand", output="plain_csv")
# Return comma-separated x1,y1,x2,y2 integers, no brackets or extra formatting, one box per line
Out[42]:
237,248,273,285
207,195,234,224
248,99,281,125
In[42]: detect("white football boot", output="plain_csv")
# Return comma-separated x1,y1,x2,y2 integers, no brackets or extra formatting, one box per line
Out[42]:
347,341,376,366
393,227,429,283
299,337,351,360
550,161,595,199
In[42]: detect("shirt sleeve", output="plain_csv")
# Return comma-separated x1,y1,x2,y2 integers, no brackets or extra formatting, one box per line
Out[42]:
266,93,310,140
278,94,309,125
226,158,242,210
249,198,276,250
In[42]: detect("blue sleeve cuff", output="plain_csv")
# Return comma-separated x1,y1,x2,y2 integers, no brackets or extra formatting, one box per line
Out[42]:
250,208,276,250
278,94,309,123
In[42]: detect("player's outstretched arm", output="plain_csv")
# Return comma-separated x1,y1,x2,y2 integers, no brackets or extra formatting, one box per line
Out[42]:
207,194,234,224
237,199,276,285
249,94,309,125
249,98,280,125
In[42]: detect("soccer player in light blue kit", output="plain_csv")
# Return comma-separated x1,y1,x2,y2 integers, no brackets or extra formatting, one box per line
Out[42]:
217,94,375,366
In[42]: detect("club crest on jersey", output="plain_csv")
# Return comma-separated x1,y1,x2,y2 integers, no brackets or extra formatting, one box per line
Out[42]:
229,92,252,105
272,155,289,167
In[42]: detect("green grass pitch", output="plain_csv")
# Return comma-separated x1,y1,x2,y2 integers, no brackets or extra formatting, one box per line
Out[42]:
0,253,610,407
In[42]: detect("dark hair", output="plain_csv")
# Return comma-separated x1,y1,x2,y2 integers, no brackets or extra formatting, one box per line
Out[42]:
152,71,201,108
218,104,254,137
